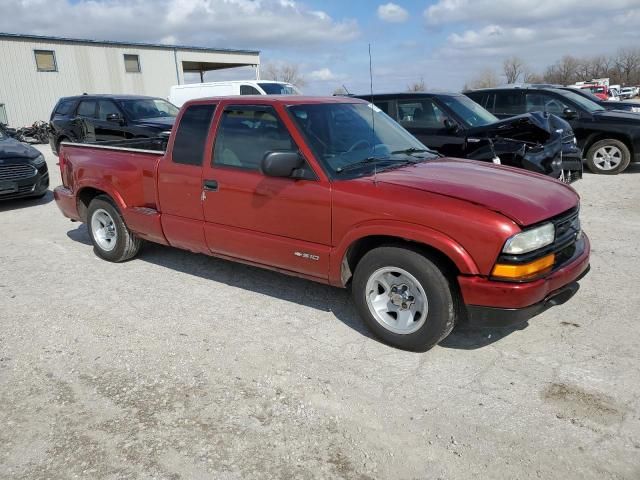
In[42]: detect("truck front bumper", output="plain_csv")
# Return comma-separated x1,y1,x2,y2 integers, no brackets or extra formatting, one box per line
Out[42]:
459,234,590,327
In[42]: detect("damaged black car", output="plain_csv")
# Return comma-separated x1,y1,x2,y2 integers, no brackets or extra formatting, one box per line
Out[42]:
355,92,582,183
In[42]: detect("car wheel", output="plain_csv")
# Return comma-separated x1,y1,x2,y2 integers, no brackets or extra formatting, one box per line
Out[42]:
352,246,458,351
586,139,631,174
87,195,141,262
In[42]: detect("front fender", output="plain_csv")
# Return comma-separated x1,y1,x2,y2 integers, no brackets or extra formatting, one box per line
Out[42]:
329,220,480,287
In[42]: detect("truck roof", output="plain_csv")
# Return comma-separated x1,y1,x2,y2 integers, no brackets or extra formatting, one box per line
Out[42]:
181,95,369,107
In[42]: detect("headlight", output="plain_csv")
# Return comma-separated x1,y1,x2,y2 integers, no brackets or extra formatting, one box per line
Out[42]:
573,136,577,145
631,107,640,113
503,223,555,254
31,154,46,167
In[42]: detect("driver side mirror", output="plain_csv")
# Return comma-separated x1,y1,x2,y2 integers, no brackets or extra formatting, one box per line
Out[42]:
106,113,124,124
443,118,459,133
261,151,304,178
562,108,577,120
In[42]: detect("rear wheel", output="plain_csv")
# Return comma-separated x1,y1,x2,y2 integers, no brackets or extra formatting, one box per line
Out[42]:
352,246,457,351
87,195,141,262
586,139,630,174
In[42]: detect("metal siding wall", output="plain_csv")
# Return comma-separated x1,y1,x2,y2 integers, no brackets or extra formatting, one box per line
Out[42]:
0,38,259,126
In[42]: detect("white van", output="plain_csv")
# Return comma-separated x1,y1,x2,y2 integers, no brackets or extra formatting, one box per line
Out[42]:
169,80,301,107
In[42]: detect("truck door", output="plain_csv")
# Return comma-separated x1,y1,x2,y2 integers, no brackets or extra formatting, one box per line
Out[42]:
201,103,332,280
157,103,217,253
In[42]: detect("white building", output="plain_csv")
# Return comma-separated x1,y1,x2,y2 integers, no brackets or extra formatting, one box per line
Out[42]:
0,33,260,126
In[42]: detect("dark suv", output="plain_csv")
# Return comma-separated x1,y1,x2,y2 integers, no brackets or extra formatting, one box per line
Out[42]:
49,94,179,155
355,92,582,182
466,87,640,174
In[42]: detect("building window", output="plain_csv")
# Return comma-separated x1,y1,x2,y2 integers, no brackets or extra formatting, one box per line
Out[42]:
124,54,141,73
34,50,57,72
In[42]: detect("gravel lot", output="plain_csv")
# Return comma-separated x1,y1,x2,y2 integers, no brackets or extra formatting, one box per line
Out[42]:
1,145,639,479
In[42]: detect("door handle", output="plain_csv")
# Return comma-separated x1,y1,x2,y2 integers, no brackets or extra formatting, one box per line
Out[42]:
203,179,218,192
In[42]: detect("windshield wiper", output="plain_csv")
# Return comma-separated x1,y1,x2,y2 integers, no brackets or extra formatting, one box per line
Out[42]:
336,156,386,174
335,156,416,174
390,147,440,157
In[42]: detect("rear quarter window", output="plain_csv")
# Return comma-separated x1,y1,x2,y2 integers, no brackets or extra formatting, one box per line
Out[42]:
54,99,76,116
172,104,216,166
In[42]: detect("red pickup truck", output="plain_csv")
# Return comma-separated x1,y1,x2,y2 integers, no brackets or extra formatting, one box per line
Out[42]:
54,96,590,351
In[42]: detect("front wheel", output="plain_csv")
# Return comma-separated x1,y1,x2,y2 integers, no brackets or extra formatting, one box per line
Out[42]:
87,195,141,262
352,246,458,351
586,139,631,174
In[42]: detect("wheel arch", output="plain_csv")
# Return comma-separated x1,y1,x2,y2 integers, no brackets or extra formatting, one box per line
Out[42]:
332,226,479,288
583,132,634,158
76,185,126,222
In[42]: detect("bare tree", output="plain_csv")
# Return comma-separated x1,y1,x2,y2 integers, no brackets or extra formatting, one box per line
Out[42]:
503,56,526,84
577,58,594,81
615,47,640,85
544,55,580,85
591,55,614,79
466,68,500,89
523,70,543,84
407,77,426,92
260,62,307,87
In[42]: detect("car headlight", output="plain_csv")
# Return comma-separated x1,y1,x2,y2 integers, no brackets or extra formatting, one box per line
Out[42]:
31,154,46,167
631,106,640,113
503,223,555,254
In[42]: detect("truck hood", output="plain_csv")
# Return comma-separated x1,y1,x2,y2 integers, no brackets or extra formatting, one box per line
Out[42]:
592,110,640,123
129,116,176,130
375,158,578,226
467,112,562,141
0,136,40,160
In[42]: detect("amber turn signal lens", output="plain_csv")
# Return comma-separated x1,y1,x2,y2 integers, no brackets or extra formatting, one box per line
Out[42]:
492,253,555,280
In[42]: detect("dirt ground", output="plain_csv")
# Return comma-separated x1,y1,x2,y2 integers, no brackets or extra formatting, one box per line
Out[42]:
1,146,639,479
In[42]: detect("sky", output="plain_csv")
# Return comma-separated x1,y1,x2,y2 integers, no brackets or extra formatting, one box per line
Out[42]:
1,0,639,94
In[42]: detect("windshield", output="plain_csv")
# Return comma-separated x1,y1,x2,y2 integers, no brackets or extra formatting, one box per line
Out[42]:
118,98,179,120
288,102,437,176
258,83,300,95
556,89,605,113
439,95,498,127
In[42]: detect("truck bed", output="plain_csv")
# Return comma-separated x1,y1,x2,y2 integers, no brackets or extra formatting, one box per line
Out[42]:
85,136,169,153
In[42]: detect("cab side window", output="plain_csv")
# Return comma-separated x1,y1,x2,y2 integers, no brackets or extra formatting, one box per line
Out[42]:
493,92,524,115
98,101,121,121
213,106,296,171
240,85,261,95
77,100,97,118
525,93,569,115
172,104,216,166
397,98,448,129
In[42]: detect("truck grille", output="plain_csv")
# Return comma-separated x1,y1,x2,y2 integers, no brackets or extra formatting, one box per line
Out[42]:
0,164,36,181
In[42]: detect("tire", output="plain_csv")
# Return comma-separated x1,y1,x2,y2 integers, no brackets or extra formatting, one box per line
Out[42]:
586,139,631,175
87,195,141,262
352,246,458,351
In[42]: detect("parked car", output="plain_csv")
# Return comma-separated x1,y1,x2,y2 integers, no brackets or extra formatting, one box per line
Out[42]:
558,87,640,113
355,92,582,182
0,127,49,200
466,86,640,174
48,94,179,155
620,87,636,99
169,80,301,107
53,95,590,351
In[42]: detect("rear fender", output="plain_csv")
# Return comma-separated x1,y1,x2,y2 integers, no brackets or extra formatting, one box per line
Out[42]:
329,220,479,287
